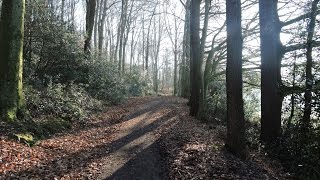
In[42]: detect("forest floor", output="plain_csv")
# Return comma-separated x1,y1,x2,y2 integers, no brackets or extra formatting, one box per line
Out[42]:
0,96,289,179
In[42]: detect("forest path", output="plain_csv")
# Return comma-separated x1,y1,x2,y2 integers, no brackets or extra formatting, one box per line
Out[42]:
0,96,284,179
97,96,182,179
0,96,185,179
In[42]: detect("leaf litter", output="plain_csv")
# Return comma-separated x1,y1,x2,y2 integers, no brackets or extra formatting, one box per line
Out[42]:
0,96,288,179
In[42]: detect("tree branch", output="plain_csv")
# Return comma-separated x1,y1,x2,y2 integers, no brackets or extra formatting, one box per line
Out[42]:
284,41,320,53
281,10,320,27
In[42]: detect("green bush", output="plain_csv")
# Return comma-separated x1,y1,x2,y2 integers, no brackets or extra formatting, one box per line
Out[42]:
87,61,126,104
25,83,102,122
123,69,146,97
263,126,320,179
24,3,88,85
86,60,149,104
206,81,227,123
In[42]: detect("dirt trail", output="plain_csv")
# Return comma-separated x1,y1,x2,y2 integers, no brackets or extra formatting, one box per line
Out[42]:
97,97,179,179
1,96,285,179
0,96,183,179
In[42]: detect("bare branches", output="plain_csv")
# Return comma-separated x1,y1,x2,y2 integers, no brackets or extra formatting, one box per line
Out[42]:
281,10,320,27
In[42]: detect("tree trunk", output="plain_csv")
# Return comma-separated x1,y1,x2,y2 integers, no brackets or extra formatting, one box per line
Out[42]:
259,0,282,142
130,21,137,72
287,56,297,131
118,0,128,74
225,0,246,159
122,26,129,73
145,5,157,81
70,0,76,30
180,0,191,99
302,0,319,135
122,2,133,74
98,0,107,57
173,21,178,96
84,0,96,55
189,0,201,116
141,13,145,72
94,0,102,50
61,0,65,22
145,21,151,75
0,0,25,121
197,0,210,119
153,14,161,94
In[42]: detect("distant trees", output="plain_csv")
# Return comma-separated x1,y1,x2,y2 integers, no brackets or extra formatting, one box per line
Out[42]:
225,0,246,158
0,0,26,121
164,2,183,96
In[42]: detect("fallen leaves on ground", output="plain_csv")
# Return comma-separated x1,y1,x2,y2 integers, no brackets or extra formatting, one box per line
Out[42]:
0,97,152,179
160,102,288,180
0,96,288,179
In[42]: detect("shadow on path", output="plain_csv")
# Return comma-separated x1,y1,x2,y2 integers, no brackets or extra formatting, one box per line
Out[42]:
1,98,177,179
107,139,167,180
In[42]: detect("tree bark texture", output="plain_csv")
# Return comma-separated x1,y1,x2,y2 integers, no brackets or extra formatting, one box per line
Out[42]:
197,0,210,119
180,0,191,99
98,0,107,56
225,0,247,159
189,0,201,117
84,0,96,55
0,0,25,121
259,0,283,142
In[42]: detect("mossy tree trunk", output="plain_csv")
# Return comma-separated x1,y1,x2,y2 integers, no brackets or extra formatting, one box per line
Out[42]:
0,0,25,121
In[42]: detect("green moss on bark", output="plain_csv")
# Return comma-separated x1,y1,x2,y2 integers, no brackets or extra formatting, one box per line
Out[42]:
0,0,25,122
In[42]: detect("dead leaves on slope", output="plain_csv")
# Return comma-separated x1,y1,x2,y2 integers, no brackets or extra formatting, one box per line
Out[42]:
160,101,286,180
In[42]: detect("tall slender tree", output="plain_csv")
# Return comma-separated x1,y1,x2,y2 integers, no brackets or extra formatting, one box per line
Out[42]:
196,0,210,119
259,0,282,142
98,0,108,56
118,0,128,74
164,2,182,96
180,0,191,99
189,0,201,116
84,0,96,55
225,0,246,158
302,0,320,135
61,0,65,22
0,0,26,121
